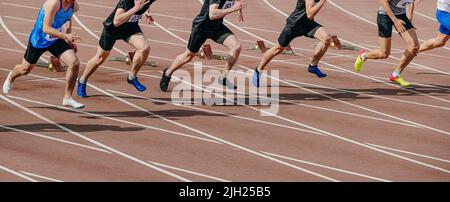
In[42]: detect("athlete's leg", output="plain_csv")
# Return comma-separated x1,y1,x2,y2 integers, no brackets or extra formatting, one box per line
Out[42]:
165,49,197,77
257,44,284,71
395,28,419,74
418,33,450,53
221,34,241,77
311,27,331,66
79,46,111,83
2,59,33,94
127,33,150,77
364,37,392,60
59,49,84,108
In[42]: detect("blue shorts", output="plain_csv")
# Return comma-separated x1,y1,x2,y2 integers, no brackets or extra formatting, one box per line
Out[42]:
437,9,450,35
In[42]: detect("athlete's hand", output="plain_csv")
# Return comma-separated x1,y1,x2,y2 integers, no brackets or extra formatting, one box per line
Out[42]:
232,0,247,12
144,13,154,24
69,41,78,53
134,0,150,11
394,18,406,33
65,32,81,43
238,9,244,22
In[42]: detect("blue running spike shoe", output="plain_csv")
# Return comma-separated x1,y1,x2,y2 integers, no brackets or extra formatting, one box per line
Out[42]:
77,80,88,98
252,67,261,88
127,77,147,92
308,64,327,78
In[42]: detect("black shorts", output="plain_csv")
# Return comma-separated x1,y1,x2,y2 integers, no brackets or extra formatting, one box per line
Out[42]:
377,13,415,38
278,20,322,47
187,24,234,53
24,39,72,64
99,25,143,51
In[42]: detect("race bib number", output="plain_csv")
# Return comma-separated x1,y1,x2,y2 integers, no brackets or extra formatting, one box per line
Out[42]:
128,14,142,23
45,27,61,42
222,0,234,9
396,0,413,8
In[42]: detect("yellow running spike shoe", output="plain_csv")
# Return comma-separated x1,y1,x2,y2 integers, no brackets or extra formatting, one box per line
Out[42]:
390,75,411,87
354,49,366,72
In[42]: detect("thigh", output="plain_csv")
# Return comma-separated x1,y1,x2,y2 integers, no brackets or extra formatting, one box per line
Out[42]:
378,37,392,53
221,34,239,50
377,13,393,38
99,27,118,51
400,28,419,47
127,32,149,50
48,39,72,59
58,48,79,67
305,21,323,39
277,24,301,48
187,27,208,53
23,41,46,65
211,25,233,45
313,27,329,41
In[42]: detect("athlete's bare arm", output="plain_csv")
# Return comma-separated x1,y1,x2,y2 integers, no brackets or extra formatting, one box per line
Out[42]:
42,0,80,43
113,0,150,27
209,0,247,20
380,0,407,33
305,0,327,20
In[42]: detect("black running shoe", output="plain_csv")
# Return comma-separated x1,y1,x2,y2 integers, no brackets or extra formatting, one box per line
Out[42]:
160,68,172,92
219,77,237,90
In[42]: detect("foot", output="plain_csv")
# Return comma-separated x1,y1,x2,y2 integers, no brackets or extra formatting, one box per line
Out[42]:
160,68,171,92
127,76,147,92
390,75,411,87
252,67,261,88
308,65,327,78
2,72,12,95
62,98,85,109
219,77,237,90
77,80,88,98
354,49,366,72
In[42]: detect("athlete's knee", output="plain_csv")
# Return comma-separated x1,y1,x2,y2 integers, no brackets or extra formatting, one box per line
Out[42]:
408,44,420,53
139,45,151,55
323,35,332,46
185,52,196,62
20,64,34,75
232,43,242,54
68,59,80,70
380,50,390,59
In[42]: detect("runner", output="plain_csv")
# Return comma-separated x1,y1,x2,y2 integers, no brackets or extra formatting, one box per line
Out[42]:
159,0,246,92
2,0,84,109
77,0,155,97
355,0,418,87
253,0,330,88
418,0,450,53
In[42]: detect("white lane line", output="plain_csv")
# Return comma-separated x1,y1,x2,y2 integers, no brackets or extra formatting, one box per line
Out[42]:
0,125,111,154
327,0,450,55
286,79,450,111
369,75,450,92
0,95,191,182
196,1,450,173
264,0,450,75
0,165,38,182
415,11,438,22
209,10,450,136
74,13,339,182
262,151,391,182
107,90,325,136
261,1,450,103
327,0,449,48
0,18,191,182
20,170,64,182
365,143,450,164
0,16,436,132
147,161,231,182
0,45,318,143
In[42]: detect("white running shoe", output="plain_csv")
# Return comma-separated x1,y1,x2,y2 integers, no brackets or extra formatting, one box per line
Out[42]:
62,98,85,109
3,72,12,95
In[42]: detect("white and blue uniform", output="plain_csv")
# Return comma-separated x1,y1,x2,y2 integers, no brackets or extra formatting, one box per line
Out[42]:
436,0,450,35
24,0,74,64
